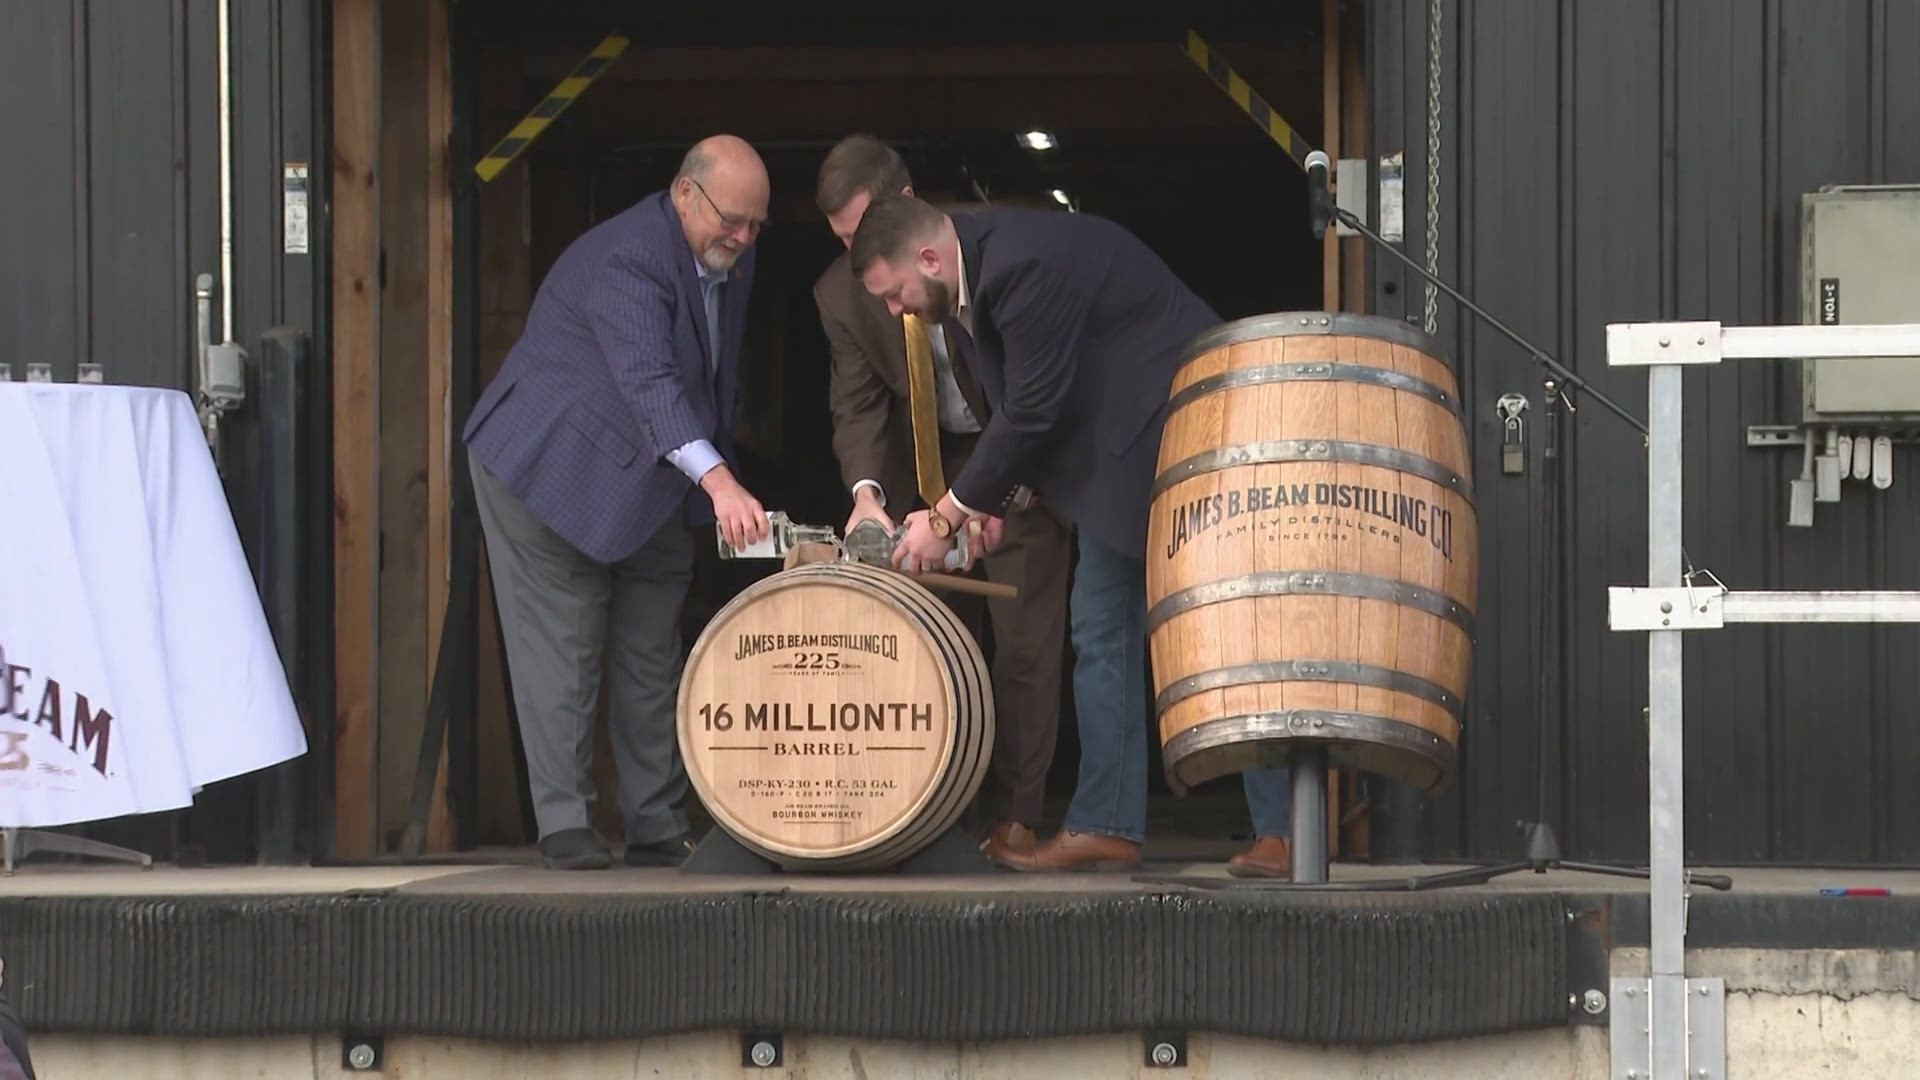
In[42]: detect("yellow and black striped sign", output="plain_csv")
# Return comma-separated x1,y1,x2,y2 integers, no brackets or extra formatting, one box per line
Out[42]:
1182,30,1316,171
474,33,630,183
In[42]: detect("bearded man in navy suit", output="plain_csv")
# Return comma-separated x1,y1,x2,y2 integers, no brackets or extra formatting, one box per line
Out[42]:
850,193,1296,875
464,134,772,870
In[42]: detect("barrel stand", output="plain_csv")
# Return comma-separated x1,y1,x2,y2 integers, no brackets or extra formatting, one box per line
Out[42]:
1285,751,1332,884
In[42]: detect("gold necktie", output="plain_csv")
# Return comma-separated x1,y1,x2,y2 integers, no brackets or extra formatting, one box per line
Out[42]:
901,314,946,505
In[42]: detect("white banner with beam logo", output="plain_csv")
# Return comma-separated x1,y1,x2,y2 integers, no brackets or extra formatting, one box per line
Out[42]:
0,384,306,828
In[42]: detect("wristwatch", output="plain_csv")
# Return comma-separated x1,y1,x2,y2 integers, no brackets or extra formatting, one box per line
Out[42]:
927,511,955,539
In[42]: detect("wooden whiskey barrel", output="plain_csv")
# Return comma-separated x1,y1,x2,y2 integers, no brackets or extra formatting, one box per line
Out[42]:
1146,312,1478,795
676,561,994,871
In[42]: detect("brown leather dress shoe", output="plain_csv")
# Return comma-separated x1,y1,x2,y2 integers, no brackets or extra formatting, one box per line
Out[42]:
994,830,1141,872
980,821,1036,862
1227,835,1292,878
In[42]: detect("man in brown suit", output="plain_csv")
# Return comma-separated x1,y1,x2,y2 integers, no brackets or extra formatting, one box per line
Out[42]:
811,134,1074,862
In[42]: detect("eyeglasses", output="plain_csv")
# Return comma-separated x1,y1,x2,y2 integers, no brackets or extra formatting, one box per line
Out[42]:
689,177,770,235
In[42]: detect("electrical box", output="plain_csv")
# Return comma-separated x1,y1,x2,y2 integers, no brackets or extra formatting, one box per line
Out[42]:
1799,184,1920,423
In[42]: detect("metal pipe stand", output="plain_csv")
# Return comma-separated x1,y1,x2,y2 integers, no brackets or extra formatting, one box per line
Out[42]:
1287,749,1330,884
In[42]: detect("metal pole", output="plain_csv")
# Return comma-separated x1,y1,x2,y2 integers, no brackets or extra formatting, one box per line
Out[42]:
1289,750,1329,884
254,329,310,864
1646,362,1688,1078
216,0,234,344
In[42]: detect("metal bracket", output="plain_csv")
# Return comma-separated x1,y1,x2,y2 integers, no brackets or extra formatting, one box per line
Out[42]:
1746,424,1807,448
1335,157,1369,235
1605,322,1725,366
342,1034,385,1071
742,1032,784,1069
1565,898,1613,1027
1609,977,1726,1080
1747,424,1920,447
1608,587,1724,631
1143,1032,1189,1068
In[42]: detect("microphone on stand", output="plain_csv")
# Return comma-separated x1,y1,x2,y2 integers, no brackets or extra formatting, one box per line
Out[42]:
1305,150,1333,240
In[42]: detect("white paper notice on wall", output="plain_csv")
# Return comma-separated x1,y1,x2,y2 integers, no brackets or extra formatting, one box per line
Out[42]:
1379,151,1406,243
284,163,311,255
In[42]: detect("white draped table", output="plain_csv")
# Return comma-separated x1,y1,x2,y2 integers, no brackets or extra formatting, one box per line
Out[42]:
0,383,306,843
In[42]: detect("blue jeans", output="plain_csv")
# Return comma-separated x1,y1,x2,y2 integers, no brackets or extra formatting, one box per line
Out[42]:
1064,533,1297,844
1242,768,1292,838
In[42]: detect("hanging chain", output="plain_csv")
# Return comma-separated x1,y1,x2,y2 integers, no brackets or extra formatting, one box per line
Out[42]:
1424,0,1443,335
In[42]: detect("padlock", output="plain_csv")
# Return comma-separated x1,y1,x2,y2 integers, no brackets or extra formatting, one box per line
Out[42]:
1496,393,1529,476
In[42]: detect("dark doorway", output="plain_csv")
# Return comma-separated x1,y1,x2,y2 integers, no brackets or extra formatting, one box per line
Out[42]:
460,3,1331,855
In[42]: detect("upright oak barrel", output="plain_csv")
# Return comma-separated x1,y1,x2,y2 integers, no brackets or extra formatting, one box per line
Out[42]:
1146,312,1478,795
677,561,994,871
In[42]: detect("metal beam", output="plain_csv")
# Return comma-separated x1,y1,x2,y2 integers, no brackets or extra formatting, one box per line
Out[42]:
1611,588,1920,630
1643,362,1689,1080
1722,591,1920,622
1721,323,1920,360
1607,319,1920,365
566,72,1320,144
459,2,1318,50
1182,29,1317,169
519,41,1319,85
474,32,628,183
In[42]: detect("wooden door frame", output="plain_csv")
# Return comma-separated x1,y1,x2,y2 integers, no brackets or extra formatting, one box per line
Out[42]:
1324,0,1370,316
330,0,457,859
1325,0,1376,856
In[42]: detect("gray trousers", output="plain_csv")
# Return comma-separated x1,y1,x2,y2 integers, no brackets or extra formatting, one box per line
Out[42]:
471,462,693,845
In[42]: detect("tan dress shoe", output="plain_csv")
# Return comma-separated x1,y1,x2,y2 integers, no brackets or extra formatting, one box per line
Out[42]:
995,829,1141,872
980,821,1036,862
1227,835,1292,878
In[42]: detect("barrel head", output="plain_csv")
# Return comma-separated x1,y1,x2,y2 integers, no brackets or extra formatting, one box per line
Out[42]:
675,564,993,872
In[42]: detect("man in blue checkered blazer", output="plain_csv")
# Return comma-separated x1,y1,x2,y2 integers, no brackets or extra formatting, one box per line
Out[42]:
464,135,773,870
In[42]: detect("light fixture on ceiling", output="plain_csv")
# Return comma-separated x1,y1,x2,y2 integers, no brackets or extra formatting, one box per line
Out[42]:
1019,129,1057,151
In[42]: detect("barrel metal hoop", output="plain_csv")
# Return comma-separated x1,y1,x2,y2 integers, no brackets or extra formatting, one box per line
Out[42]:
1165,709,1451,758
1148,570,1476,639
1151,439,1472,498
1161,709,1456,794
1154,660,1463,719
1175,312,1455,371
1165,362,1461,420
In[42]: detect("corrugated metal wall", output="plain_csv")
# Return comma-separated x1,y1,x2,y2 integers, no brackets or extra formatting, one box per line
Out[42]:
0,0,314,388
1367,0,1920,866
1,1,214,387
